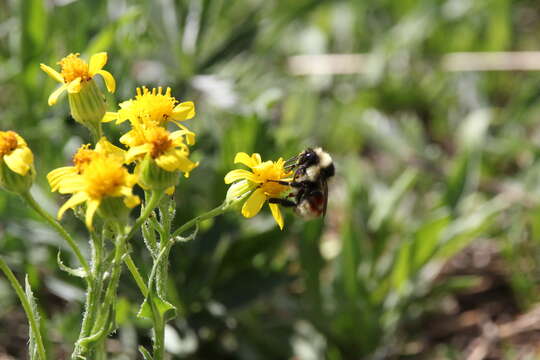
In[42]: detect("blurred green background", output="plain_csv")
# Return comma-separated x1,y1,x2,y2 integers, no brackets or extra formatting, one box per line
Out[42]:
3,0,540,358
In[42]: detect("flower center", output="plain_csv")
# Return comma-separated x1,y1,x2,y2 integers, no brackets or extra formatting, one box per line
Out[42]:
145,126,173,158
59,53,90,83
253,161,290,197
0,131,18,157
83,157,128,199
72,144,96,173
134,87,177,124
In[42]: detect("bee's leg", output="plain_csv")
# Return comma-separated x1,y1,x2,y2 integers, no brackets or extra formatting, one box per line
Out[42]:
267,179,303,188
268,198,297,207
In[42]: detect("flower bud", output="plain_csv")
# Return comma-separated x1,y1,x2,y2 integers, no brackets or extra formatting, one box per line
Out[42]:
68,79,106,137
138,155,179,191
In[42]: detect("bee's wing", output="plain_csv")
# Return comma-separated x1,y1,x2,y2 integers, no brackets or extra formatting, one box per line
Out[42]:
322,180,329,218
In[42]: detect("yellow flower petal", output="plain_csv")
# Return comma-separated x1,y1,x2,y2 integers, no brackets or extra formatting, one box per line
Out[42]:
224,169,256,184
102,112,119,123
56,176,86,194
67,78,82,93
156,150,198,175
123,194,141,208
119,130,140,147
95,137,125,162
172,101,195,121
57,192,88,220
84,198,100,229
252,153,262,165
234,152,258,168
241,188,266,218
40,63,64,83
170,125,196,146
3,147,33,176
269,203,284,230
94,69,116,93
47,166,77,191
88,52,107,75
165,186,175,195
48,82,69,105
126,144,152,163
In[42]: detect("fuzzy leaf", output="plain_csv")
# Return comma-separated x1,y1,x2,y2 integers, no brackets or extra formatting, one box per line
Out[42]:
25,276,41,360
57,252,87,278
137,293,177,322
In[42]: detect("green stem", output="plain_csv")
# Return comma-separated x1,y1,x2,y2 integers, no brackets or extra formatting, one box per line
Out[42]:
171,202,228,239
125,255,148,296
153,315,165,360
0,257,47,360
21,191,90,278
72,229,104,359
147,243,173,360
125,190,164,242
121,190,164,296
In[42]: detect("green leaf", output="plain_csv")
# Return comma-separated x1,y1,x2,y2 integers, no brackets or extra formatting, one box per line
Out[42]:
21,0,47,64
25,276,41,360
137,293,177,322
368,168,418,231
411,213,450,270
391,242,412,293
57,252,87,278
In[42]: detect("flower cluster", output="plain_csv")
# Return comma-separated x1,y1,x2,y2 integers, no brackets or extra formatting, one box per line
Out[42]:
38,53,199,229
1,51,295,231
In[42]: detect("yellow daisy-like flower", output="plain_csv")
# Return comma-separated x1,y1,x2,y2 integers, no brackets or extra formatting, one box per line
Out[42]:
224,152,292,230
121,124,198,176
0,131,33,176
40,52,116,106
102,86,195,142
47,138,125,193
53,155,140,229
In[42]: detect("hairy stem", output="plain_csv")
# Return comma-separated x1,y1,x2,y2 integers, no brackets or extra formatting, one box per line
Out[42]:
21,191,90,278
0,257,47,360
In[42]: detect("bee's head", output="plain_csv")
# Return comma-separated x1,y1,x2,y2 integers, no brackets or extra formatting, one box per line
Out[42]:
297,148,318,168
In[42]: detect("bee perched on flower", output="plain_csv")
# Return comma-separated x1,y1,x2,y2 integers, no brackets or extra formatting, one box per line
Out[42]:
0,130,35,194
40,52,116,137
224,152,292,230
48,140,139,230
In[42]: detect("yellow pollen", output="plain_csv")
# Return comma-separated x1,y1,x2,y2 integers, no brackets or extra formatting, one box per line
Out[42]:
83,158,127,199
145,127,173,158
72,145,96,173
58,53,90,83
0,131,18,157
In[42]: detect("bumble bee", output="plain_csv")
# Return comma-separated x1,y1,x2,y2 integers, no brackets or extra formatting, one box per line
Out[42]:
269,147,334,219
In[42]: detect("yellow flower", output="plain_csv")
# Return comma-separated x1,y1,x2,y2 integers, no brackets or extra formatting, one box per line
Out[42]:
102,86,196,144
224,152,292,230
121,124,198,177
53,155,140,229
0,131,33,176
40,52,116,106
47,137,125,193
0,131,35,193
